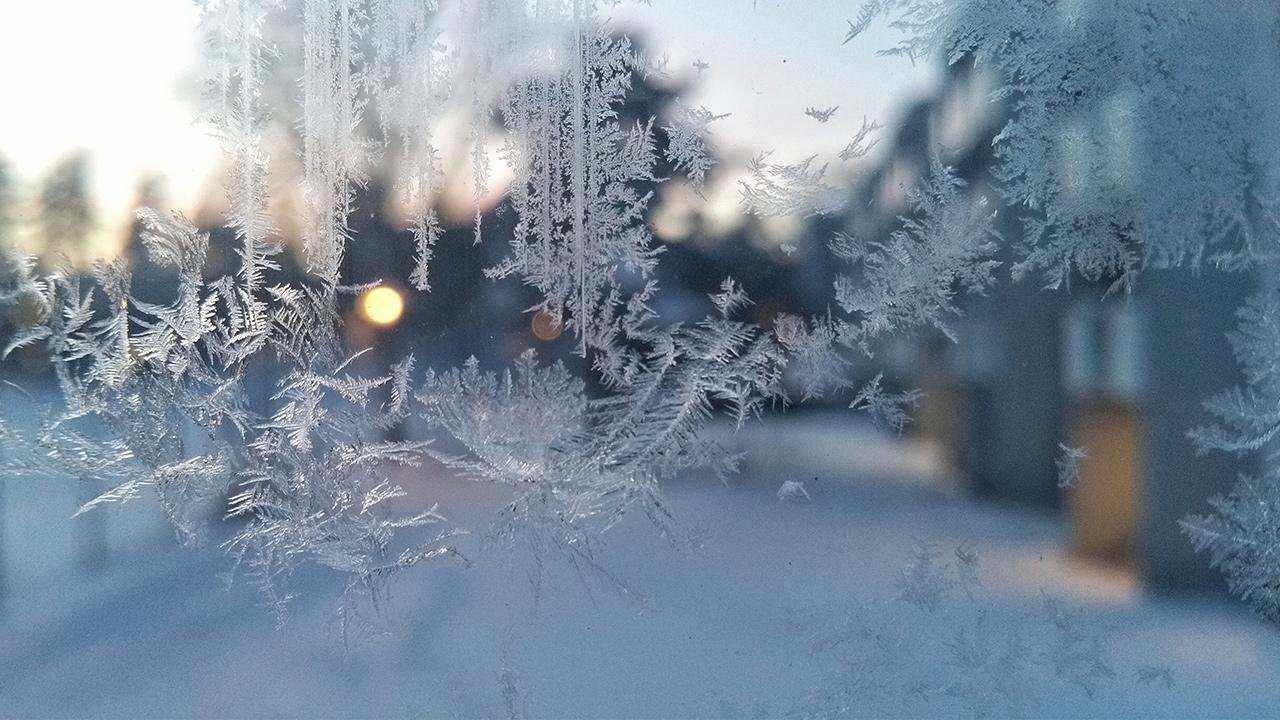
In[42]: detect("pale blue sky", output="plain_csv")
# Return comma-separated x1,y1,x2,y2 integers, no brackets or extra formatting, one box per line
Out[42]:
613,0,937,160
0,0,937,256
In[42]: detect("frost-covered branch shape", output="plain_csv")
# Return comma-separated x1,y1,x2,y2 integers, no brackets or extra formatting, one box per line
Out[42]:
838,116,881,163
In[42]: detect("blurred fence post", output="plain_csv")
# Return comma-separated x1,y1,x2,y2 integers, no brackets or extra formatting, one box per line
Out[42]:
0,476,7,614
75,476,106,571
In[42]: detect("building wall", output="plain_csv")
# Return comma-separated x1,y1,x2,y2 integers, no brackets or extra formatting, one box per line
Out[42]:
1137,265,1259,589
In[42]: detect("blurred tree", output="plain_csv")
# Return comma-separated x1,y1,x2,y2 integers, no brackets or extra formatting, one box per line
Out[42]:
37,151,95,261
36,154,108,570
0,155,11,240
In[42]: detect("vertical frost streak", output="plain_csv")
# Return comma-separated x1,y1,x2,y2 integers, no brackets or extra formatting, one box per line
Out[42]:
207,0,278,336
302,0,362,287
368,0,446,291
571,0,588,355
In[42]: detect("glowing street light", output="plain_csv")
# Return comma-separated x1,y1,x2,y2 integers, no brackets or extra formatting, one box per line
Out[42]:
359,286,405,328
531,308,563,342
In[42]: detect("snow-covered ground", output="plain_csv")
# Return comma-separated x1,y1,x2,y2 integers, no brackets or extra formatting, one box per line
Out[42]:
1,412,1278,718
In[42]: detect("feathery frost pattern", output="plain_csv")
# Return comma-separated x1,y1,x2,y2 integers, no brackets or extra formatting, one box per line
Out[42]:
663,104,727,191
487,3,660,360
0,0,834,619
3,0,1280,636
843,0,1280,624
1182,292,1280,621
849,0,1280,286
203,0,281,335
799,543,1118,717
0,209,451,622
302,0,366,288
834,160,999,344
368,0,448,291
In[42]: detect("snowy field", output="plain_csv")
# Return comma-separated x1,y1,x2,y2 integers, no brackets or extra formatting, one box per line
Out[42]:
2,413,1279,719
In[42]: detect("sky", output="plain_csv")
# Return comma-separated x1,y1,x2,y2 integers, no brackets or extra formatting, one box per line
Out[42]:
611,0,938,160
0,0,937,258
0,1,221,256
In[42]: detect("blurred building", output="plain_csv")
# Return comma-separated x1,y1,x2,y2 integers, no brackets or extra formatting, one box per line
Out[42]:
860,56,1258,590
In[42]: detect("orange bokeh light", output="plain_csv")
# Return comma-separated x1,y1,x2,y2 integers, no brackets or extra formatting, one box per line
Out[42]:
531,309,563,342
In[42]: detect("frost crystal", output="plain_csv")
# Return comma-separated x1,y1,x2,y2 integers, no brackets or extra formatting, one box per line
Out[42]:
838,116,881,163
740,152,844,218
852,0,1280,285
804,105,839,123
803,544,1119,717
0,0,806,619
301,0,366,289
4,0,1278,636
897,542,955,611
1179,292,1280,621
485,5,661,361
367,0,449,291
662,104,728,191
418,285,785,567
1056,444,1088,489
777,480,811,502
846,0,1280,624
1182,475,1280,623
850,373,922,434
834,159,1000,344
